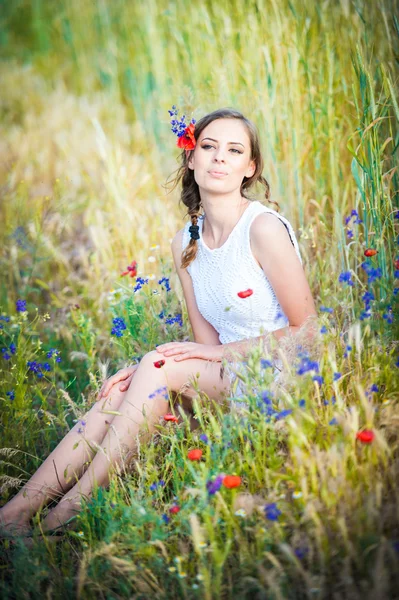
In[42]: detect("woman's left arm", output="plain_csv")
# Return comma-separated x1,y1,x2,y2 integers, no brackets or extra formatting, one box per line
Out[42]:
220,213,318,362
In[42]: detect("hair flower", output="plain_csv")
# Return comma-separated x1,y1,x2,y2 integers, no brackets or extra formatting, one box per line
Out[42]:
168,105,196,150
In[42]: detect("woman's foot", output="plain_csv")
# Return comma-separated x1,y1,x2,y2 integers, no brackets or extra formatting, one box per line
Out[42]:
0,511,32,538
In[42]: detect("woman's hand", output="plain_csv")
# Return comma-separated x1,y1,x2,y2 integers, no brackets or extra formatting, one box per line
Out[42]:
98,364,140,398
155,342,224,362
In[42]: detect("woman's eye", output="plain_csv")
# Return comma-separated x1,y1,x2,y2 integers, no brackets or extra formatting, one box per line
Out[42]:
201,145,242,154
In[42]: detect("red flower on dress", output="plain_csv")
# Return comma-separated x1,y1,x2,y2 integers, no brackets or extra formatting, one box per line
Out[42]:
154,360,165,368
187,448,203,461
222,475,241,489
364,249,378,257
237,289,253,298
164,414,179,423
169,505,180,514
177,123,196,150
121,260,138,277
356,429,375,444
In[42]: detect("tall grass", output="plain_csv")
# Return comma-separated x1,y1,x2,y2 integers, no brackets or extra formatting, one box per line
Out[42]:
0,0,398,598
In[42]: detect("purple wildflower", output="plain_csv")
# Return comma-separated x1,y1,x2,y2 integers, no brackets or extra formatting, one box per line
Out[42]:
338,271,354,287
16,299,27,312
319,306,333,313
264,503,281,521
206,475,224,496
333,372,342,381
6,390,15,400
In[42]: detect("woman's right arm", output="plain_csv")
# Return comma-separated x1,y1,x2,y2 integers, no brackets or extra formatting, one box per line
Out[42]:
171,229,222,346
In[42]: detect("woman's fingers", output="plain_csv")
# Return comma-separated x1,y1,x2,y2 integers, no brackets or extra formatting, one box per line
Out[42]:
101,373,128,398
119,374,133,392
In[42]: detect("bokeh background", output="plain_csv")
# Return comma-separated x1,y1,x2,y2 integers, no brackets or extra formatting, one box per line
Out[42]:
1,1,398,598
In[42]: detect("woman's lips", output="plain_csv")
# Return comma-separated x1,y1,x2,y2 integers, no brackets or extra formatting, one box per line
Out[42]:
208,171,228,178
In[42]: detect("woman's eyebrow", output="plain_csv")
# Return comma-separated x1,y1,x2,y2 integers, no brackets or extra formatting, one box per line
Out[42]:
201,137,245,148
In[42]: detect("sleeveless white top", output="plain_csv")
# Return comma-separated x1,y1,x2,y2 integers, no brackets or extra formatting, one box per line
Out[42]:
181,200,303,345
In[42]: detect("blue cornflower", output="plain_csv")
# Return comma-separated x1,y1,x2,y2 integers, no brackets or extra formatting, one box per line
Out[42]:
111,327,124,337
260,358,273,369
338,271,354,286
133,277,149,293
394,270,399,278
319,306,333,313
362,291,374,306
168,105,196,137
333,372,342,381
360,309,372,321
329,417,338,425
275,409,293,420
158,310,165,319
2,348,11,360
347,229,354,239
264,503,281,521
320,326,327,334
47,348,61,360
296,356,319,375
6,391,15,400
16,299,27,312
298,399,306,408
158,277,171,292
343,344,352,358
112,317,126,330
294,547,308,559
200,433,209,444
370,384,379,393
9,343,16,354
0,315,10,322
161,513,170,524
165,313,183,327
111,316,127,337
206,475,224,496
312,375,324,385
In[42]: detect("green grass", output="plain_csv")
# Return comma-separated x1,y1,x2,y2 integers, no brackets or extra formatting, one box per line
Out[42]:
0,0,399,598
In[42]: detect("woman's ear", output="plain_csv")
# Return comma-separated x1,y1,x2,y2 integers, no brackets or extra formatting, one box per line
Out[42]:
246,159,256,178
186,149,194,170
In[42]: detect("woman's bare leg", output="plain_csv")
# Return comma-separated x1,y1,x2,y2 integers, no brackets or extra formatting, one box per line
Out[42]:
41,351,231,531
0,387,129,533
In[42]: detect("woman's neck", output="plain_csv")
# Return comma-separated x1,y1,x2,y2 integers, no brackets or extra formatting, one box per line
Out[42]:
201,196,251,246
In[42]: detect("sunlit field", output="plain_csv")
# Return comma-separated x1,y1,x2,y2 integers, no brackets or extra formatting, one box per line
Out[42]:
1,0,399,598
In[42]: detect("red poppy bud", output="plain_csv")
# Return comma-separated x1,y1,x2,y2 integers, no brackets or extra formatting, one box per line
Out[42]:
164,414,179,423
364,249,378,257
237,289,253,298
222,475,241,489
169,505,180,514
187,448,203,461
154,360,165,368
356,429,375,444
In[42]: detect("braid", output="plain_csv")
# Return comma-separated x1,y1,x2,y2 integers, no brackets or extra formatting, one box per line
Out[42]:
181,202,202,269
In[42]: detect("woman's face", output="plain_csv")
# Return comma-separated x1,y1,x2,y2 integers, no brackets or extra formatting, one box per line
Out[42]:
186,118,256,196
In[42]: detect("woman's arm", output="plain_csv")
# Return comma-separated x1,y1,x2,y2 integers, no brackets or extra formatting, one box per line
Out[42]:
219,213,318,362
171,229,222,346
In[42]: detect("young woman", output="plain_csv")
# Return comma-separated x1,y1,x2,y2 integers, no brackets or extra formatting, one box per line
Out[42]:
0,107,317,536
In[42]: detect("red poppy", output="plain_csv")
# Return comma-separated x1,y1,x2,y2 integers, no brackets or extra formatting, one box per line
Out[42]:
121,260,138,278
177,123,196,150
395,259,399,270
364,249,378,257
187,448,203,461
164,414,179,423
169,505,180,514
356,429,375,444
237,289,253,298
222,475,241,489
154,360,165,368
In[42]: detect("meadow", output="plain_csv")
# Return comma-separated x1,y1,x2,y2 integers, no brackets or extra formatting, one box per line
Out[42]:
0,0,399,598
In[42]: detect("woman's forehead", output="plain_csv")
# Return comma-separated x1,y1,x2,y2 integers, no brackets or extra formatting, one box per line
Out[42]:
200,119,249,144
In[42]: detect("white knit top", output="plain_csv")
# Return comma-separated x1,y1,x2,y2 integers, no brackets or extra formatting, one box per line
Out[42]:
181,200,303,344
